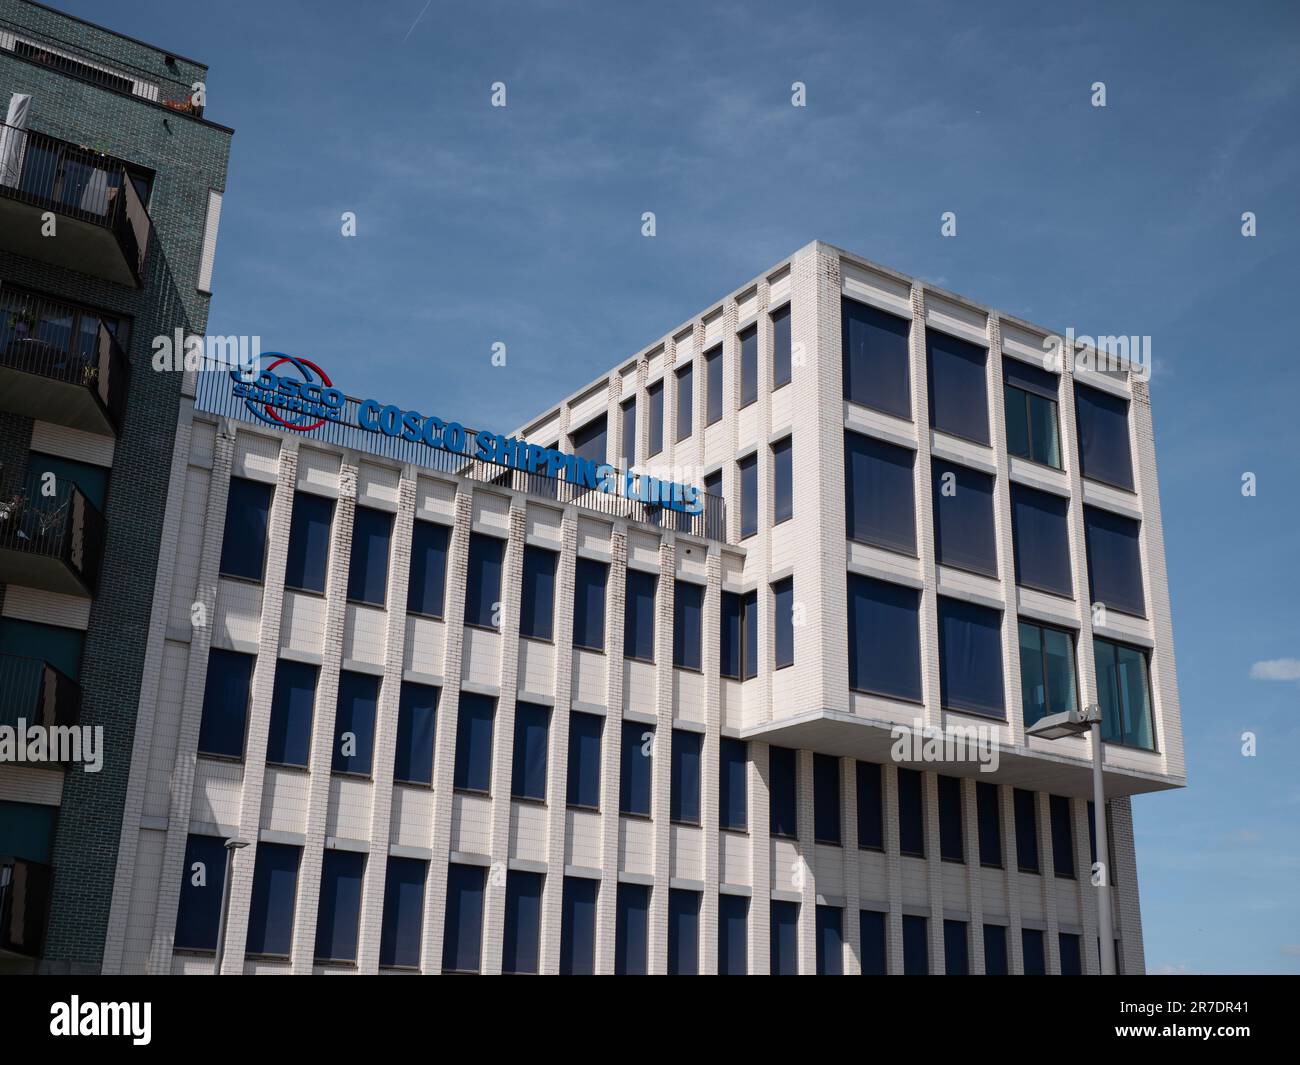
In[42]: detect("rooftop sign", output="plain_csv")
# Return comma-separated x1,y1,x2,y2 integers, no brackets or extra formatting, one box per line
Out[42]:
225,355,705,515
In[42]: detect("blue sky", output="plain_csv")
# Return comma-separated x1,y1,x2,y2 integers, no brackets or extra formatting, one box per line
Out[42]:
61,0,1299,972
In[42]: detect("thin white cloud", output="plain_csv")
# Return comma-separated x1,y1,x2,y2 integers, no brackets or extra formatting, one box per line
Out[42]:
1250,658,1300,682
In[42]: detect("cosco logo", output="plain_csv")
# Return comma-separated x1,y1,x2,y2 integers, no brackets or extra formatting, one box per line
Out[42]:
229,354,345,431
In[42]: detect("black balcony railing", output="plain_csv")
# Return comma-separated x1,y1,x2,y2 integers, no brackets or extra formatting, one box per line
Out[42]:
0,123,152,283
0,857,53,958
0,473,106,593
0,654,81,732
0,285,130,432
0,15,205,119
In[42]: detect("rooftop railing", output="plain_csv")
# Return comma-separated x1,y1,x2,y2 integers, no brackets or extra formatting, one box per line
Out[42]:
0,16,204,117
194,361,729,542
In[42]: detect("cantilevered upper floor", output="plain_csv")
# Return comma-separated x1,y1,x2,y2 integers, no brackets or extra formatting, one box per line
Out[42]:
515,240,1185,802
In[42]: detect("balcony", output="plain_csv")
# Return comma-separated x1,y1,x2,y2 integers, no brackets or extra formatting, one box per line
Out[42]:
0,473,105,596
0,123,152,287
0,286,129,434
0,857,53,959
0,654,81,734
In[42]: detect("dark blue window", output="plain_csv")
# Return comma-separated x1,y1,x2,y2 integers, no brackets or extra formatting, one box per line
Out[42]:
673,581,703,670
721,590,758,680
847,575,922,700
769,745,797,838
314,849,364,963
1095,637,1155,750
1019,620,1078,729
284,492,333,594
667,888,700,975
332,671,379,776
407,521,450,617
670,729,701,824
1011,484,1072,597
442,864,486,973
898,767,924,857
566,711,603,809
844,431,916,553
379,857,426,968
347,505,392,605
773,437,792,524
676,363,693,442
718,894,748,975
927,329,989,444
1050,794,1075,878
453,693,495,793
0,801,55,868
938,774,963,862
219,477,272,581
464,534,505,629
647,380,664,457
520,546,557,640
174,835,227,951
977,781,1002,867
624,568,657,661
932,460,996,576
739,323,758,408
704,344,723,426
937,596,1005,718
198,649,253,759
1084,506,1145,617
770,900,799,975
739,453,758,538
842,298,911,418
394,682,438,786
621,397,636,467
571,414,607,465
1075,384,1134,489
1059,932,1083,975
984,924,1009,974
1021,928,1046,975
245,842,300,957
772,304,792,388
615,883,650,975
511,702,549,801
943,919,969,975
860,910,887,975
772,578,794,669
573,557,607,651
816,906,844,975
856,761,883,850
902,914,929,975
719,737,748,830
502,871,543,975
1014,788,1039,873
619,721,653,816
1003,357,1062,469
813,753,841,845
266,659,317,767
560,877,598,975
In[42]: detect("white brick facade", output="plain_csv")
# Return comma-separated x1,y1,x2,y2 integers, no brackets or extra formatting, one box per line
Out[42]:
105,240,1181,974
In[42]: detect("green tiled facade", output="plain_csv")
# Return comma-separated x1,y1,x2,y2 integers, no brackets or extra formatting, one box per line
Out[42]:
0,0,232,971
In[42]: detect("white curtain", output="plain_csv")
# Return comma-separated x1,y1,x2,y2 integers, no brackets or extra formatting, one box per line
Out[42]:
0,92,32,189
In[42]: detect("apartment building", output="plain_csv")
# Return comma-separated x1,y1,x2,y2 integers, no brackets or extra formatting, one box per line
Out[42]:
107,239,1182,975
0,0,232,973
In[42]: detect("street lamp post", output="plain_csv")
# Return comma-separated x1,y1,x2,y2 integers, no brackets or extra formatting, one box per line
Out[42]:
214,837,249,976
1026,704,1116,975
